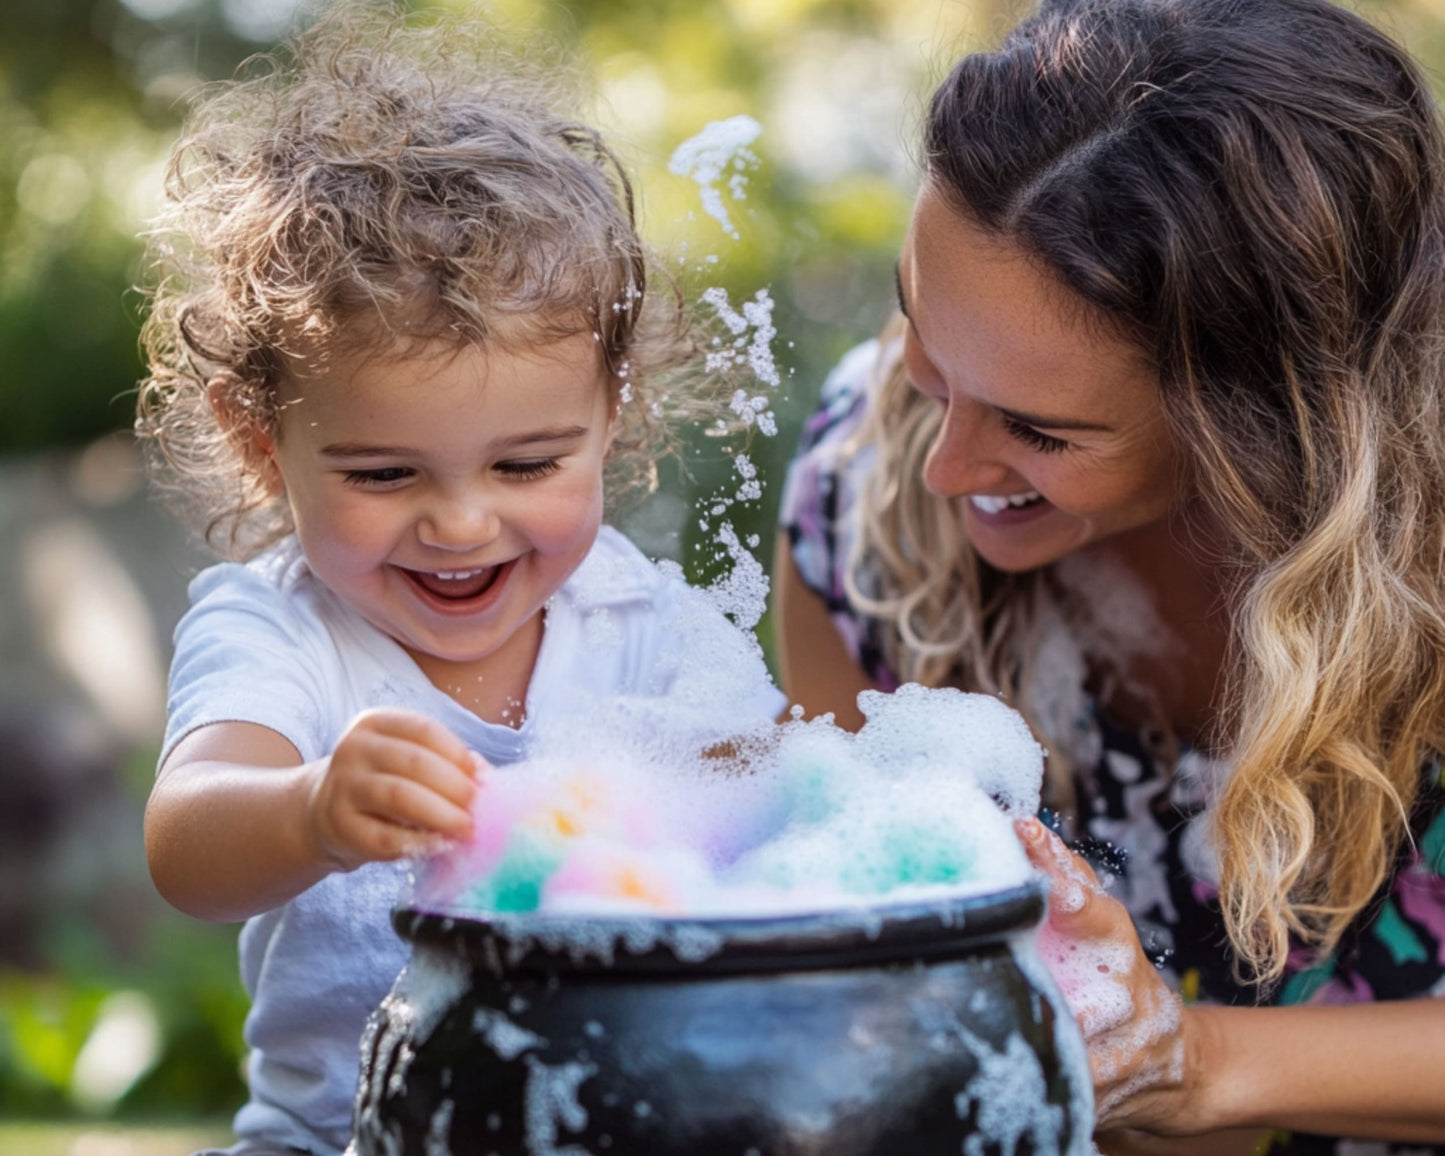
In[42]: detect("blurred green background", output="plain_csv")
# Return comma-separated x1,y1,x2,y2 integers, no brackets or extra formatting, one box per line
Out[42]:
3,0,1443,1150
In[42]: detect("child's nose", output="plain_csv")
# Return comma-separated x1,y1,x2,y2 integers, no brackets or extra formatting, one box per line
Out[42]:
417,491,501,551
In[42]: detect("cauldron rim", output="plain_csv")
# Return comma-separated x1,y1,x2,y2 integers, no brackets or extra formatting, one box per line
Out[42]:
392,878,1047,977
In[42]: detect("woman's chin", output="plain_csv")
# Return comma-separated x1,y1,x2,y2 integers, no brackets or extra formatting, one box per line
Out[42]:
963,508,1076,573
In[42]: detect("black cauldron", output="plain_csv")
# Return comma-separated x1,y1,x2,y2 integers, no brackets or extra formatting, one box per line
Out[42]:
352,880,1091,1155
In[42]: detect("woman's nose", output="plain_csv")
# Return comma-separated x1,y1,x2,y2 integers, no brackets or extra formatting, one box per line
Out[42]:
417,489,501,551
921,398,1010,498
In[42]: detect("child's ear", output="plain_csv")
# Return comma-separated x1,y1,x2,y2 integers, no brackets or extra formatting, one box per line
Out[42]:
603,377,623,453
208,372,284,497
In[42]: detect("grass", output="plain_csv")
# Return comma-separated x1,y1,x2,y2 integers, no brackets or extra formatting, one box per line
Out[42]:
0,1122,233,1156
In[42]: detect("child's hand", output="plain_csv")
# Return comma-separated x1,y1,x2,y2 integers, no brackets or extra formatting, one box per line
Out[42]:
1014,817,1200,1136
307,709,484,872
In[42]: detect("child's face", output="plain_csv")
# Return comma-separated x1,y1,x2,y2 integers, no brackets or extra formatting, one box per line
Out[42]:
264,331,612,678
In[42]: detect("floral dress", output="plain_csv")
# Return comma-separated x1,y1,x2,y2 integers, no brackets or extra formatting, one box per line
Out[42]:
779,343,1445,1156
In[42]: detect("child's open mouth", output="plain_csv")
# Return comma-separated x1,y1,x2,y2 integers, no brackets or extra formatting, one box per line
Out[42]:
401,561,510,606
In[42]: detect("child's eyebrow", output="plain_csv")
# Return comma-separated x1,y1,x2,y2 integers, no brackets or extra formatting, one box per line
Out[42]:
320,426,591,458
490,425,591,451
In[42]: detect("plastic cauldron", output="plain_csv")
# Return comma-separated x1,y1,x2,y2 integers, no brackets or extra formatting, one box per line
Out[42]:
351,880,1091,1156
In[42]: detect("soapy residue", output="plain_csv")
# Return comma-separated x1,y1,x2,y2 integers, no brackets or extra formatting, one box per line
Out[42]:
416,684,1045,919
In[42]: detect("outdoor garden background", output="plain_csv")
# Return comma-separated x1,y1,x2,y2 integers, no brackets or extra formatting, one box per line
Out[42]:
2,0,1442,1152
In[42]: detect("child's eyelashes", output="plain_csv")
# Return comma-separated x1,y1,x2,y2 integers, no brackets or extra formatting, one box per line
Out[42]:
340,459,563,487
1000,414,1069,454
343,467,414,487
496,458,561,481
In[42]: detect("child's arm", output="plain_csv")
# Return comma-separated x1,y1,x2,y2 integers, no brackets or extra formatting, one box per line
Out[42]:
1017,819,1445,1143
146,709,479,922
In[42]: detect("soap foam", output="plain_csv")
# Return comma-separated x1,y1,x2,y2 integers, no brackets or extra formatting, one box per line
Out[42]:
416,684,1045,920
668,115,762,239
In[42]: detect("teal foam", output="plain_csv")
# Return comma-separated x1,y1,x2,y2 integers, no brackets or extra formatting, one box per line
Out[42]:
456,831,563,914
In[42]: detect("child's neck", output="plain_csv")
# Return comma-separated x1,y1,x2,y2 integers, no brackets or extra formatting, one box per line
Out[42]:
404,611,545,729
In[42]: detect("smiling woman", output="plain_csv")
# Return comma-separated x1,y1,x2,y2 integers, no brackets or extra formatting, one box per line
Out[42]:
894,188,1178,575
774,0,1445,1150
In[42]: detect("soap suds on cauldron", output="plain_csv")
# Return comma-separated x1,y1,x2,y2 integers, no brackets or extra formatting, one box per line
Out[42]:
414,684,1045,920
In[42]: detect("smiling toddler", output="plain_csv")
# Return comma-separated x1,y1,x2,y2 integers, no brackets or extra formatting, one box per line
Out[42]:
136,8,782,1155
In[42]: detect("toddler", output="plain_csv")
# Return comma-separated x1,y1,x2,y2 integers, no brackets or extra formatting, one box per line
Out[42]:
137,9,782,1155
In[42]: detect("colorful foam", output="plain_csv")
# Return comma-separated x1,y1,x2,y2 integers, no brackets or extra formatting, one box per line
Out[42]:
414,685,1046,919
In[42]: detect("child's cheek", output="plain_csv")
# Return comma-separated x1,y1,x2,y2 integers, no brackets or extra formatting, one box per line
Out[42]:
525,477,605,552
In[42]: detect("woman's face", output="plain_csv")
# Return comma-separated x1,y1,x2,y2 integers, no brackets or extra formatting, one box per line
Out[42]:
897,183,1181,573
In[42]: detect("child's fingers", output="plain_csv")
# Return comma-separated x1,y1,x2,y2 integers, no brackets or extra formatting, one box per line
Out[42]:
352,708,479,777
352,732,478,811
352,769,475,841
331,809,462,863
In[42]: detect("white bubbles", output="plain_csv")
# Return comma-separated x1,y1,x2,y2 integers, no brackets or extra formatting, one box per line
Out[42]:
668,115,762,240
703,286,780,389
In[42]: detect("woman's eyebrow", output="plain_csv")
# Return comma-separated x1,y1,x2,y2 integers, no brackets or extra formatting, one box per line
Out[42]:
894,260,1114,433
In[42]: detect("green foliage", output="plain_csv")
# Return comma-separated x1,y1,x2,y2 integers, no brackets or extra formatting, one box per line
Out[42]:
0,975,107,1113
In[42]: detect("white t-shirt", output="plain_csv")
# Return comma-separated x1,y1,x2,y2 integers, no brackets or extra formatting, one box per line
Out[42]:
162,525,784,1155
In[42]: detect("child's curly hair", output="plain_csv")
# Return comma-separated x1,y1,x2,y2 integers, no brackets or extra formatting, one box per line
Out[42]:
137,4,712,559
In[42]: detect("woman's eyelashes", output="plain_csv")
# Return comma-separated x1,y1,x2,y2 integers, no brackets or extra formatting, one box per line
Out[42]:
1000,413,1069,454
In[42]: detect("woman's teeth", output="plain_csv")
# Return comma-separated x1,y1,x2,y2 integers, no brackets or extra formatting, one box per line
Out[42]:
969,490,1043,515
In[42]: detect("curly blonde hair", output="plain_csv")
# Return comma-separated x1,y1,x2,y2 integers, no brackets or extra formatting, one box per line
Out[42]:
847,0,1445,985
137,4,714,559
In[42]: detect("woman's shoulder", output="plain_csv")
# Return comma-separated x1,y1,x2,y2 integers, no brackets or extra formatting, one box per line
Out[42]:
778,337,898,590
790,337,893,462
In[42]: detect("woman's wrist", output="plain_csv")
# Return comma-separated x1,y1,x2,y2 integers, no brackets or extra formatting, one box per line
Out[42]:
1098,1001,1222,1137
1173,1003,1235,1134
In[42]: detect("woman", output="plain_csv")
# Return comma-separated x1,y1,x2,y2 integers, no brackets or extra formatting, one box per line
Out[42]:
775,0,1445,1150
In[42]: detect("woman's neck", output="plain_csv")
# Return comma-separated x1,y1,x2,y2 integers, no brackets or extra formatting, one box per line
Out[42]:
1063,507,1233,750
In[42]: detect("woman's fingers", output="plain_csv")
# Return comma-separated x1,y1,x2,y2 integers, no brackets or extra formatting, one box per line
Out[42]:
1015,817,1118,935
1015,816,1188,1130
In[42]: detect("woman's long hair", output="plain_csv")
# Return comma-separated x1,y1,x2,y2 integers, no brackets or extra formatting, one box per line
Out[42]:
851,0,1445,984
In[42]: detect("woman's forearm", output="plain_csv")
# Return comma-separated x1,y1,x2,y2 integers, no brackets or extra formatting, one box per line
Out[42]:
1188,999,1445,1141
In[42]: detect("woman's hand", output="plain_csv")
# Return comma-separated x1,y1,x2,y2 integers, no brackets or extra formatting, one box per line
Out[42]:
1015,817,1204,1136
308,708,484,871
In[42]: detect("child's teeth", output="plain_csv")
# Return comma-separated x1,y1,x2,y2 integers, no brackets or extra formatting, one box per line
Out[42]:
435,570,478,580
